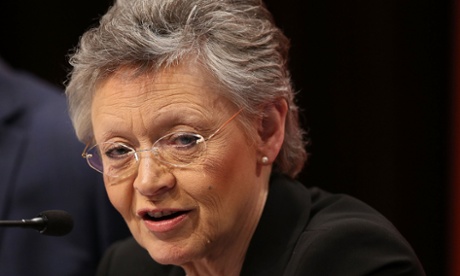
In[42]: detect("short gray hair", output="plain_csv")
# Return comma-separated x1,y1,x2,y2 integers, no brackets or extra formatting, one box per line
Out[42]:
66,0,307,178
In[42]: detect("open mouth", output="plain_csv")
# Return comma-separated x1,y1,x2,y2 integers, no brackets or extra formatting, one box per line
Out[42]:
143,210,189,222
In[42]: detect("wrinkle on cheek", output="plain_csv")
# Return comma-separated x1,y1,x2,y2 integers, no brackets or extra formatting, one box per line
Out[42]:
200,153,226,177
182,163,226,244
193,195,223,248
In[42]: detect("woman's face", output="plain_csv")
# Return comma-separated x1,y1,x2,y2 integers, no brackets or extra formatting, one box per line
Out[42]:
91,65,268,266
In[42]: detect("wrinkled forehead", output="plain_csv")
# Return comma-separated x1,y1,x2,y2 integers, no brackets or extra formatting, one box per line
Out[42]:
93,62,226,100
86,61,243,143
93,63,229,110
92,63,239,125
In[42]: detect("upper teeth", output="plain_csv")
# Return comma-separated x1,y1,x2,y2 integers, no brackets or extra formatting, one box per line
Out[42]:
148,211,174,218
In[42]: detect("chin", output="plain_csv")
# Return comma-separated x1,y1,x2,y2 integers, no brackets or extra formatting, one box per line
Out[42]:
143,238,200,266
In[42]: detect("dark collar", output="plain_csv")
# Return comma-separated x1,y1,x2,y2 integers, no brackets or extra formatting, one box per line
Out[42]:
240,173,312,276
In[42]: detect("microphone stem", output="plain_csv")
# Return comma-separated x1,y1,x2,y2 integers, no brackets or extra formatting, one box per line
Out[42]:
0,218,44,228
0,220,29,227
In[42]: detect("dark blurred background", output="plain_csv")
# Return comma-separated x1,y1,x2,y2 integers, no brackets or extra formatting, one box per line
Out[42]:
0,0,452,275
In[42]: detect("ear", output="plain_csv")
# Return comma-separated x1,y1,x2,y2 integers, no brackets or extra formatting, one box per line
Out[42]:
256,98,288,165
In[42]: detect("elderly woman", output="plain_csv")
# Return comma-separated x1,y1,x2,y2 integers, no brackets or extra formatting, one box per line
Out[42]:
65,0,425,275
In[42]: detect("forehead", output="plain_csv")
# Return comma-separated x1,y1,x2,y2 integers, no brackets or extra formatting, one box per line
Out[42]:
90,64,235,142
94,64,222,108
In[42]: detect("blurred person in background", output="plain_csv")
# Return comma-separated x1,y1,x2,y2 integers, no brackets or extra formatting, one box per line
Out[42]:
0,58,130,275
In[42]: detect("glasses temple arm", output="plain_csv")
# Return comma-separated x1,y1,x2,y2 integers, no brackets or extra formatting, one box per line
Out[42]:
206,108,243,141
81,143,91,158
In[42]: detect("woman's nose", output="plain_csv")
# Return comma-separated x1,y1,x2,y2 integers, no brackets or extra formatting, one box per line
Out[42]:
133,156,176,198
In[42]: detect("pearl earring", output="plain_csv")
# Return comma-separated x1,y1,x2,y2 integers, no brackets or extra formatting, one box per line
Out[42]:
261,156,269,164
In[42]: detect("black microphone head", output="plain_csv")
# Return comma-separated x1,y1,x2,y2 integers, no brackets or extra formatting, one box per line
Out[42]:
38,210,74,236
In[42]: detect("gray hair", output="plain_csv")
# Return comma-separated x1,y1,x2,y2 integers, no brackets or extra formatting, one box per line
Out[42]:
65,0,307,178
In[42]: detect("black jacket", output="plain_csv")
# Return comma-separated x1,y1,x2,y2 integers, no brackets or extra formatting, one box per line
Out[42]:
97,173,425,276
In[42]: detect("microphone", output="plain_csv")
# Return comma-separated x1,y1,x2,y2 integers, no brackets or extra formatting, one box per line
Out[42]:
0,210,74,236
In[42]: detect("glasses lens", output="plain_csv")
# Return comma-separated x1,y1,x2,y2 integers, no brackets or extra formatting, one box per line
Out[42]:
85,133,207,177
86,145,104,173
87,143,137,177
155,132,206,166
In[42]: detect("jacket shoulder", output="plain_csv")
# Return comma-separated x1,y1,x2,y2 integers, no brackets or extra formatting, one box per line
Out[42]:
286,188,426,275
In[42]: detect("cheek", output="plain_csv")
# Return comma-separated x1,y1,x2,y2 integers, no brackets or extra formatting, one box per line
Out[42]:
104,177,134,219
203,135,255,178
190,145,258,239
207,139,256,182
199,140,257,205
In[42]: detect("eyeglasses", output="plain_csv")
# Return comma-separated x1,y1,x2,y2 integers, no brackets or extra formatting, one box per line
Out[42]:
82,109,242,178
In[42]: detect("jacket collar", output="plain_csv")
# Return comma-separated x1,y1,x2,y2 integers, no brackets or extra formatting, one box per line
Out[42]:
240,173,312,275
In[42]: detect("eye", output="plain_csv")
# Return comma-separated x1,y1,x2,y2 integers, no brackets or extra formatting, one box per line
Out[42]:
102,143,134,159
160,132,204,149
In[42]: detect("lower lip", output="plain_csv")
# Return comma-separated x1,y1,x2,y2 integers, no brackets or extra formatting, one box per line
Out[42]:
142,212,189,233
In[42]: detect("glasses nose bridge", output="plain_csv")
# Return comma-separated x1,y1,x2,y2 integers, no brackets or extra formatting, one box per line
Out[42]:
134,146,160,161
133,146,169,177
